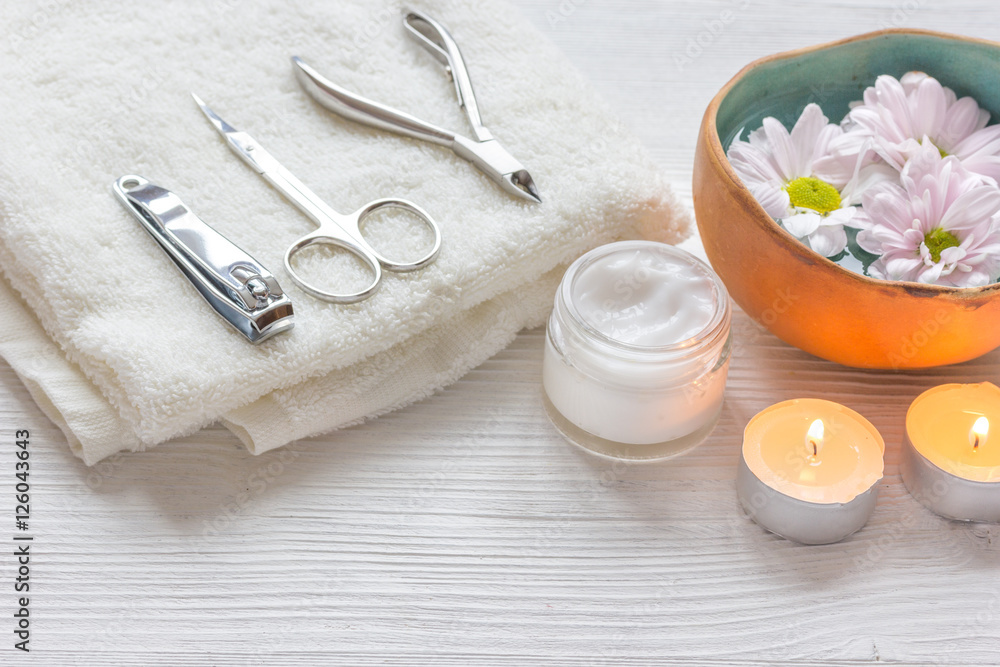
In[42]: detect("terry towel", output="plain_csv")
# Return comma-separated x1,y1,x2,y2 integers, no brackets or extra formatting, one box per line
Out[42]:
0,0,689,464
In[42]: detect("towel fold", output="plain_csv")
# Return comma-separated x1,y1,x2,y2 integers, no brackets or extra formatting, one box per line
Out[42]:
0,0,688,464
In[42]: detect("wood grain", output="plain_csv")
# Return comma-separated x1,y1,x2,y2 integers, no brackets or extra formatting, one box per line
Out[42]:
2,1,1000,664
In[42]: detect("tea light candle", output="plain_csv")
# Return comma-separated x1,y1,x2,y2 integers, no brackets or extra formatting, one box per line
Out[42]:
542,241,732,461
737,399,885,544
901,383,1000,522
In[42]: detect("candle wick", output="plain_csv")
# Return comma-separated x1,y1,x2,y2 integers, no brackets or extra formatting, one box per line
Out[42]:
973,434,980,450
811,440,817,457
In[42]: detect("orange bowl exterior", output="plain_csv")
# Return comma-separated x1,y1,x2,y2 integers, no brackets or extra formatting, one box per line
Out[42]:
693,29,1000,369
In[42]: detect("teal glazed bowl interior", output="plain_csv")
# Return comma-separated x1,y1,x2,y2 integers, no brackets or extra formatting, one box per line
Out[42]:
694,29,1000,369
716,31,1000,150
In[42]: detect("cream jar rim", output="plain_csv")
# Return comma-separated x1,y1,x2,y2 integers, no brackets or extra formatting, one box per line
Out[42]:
557,240,731,360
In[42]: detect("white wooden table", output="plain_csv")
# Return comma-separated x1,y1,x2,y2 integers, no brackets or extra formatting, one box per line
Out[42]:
3,1,1000,664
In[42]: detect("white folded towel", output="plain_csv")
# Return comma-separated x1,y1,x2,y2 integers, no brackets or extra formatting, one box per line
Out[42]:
0,0,689,464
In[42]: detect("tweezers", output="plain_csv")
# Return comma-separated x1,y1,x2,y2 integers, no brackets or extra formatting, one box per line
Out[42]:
292,9,541,203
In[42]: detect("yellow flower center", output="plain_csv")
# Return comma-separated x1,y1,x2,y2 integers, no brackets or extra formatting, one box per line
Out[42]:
923,227,961,263
785,177,842,214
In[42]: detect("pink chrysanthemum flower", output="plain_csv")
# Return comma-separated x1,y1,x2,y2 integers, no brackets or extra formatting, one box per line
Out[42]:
857,143,1000,287
815,72,1000,184
728,103,893,257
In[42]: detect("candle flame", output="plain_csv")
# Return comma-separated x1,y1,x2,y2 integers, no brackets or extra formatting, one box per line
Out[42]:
971,416,989,450
806,419,825,458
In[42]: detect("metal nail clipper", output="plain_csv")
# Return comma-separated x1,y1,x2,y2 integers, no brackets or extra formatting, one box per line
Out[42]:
291,9,541,203
113,175,295,343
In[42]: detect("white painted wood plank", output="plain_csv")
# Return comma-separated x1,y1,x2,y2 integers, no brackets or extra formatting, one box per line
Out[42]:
2,1,1000,665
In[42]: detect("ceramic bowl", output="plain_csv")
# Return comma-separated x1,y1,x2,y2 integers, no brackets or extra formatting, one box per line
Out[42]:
693,29,1000,369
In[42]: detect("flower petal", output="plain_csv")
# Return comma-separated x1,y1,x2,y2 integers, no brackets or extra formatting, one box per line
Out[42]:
728,140,783,186
918,261,945,284
952,124,1000,159
760,117,799,180
867,259,889,280
749,182,791,219
824,206,857,227
884,255,924,281
940,269,992,288
856,228,883,254
848,206,873,231
781,212,821,238
873,74,914,140
862,185,911,232
808,225,848,257
841,159,899,206
939,245,967,264
956,156,1000,185
939,96,990,150
911,75,947,140
789,103,830,167
939,187,1000,231
900,71,929,95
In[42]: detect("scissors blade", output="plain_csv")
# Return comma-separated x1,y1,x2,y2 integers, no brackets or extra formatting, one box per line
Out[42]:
192,93,239,135
192,93,364,245
191,93,271,175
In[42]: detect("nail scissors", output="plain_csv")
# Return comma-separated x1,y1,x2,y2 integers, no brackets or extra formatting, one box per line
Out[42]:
193,94,442,304
292,9,541,204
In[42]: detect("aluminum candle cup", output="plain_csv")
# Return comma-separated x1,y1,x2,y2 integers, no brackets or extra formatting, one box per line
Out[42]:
901,383,1000,523
542,241,732,461
738,399,885,545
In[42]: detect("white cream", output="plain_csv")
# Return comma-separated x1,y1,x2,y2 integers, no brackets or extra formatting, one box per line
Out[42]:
569,247,718,347
543,241,731,460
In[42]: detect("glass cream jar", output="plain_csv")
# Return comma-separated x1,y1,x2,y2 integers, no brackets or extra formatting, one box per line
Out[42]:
543,241,732,461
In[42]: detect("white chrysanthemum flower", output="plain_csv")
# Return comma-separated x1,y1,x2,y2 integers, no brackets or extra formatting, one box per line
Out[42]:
815,72,1000,184
857,143,1000,287
728,103,894,257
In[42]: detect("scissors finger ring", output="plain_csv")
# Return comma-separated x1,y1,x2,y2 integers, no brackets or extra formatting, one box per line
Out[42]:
194,95,442,304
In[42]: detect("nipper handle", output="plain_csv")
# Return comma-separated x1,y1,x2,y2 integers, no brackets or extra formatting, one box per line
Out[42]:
403,9,491,143
291,56,455,148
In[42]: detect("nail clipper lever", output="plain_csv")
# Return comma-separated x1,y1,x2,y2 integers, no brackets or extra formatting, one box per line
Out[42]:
114,175,294,343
